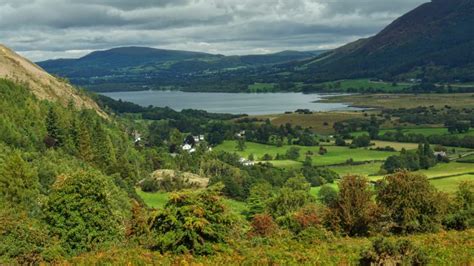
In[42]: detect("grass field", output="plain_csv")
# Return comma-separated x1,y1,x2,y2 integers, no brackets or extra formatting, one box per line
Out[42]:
414,162,474,179
214,141,397,167
430,174,474,193
137,188,249,215
255,111,365,134
321,93,474,109
316,79,411,91
370,140,420,151
136,188,168,208
353,127,474,138
458,154,474,163
247,83,277,92
330,162,383,177
320,162,473,194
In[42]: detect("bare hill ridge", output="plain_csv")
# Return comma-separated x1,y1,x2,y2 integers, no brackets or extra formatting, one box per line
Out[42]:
0,44,106,117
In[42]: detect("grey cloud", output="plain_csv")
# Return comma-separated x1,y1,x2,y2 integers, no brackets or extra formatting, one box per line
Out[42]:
0,0,429,61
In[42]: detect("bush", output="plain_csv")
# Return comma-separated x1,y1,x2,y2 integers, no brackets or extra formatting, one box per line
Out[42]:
150,185,236,254
351,135,371,148
443,181,474,230
302,166,339,187
140,176,160,192
249,214,278,237
278,204,322,234
360,238,429,265
0,209,64,264
43,171,130,254
326,175,379,236
376,171,446,234
335,137,346,146
267,177,314,219
285,147,300,160
318,185,338,206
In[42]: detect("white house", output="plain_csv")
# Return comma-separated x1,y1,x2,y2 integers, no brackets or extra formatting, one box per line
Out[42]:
236,130,246,138
239,157,255,166
182,144,192,151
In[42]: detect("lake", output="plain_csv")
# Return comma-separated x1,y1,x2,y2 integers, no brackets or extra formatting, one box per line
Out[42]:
101,90,357,115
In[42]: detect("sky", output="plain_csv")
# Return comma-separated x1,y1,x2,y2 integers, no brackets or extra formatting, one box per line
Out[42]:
0,0,428,61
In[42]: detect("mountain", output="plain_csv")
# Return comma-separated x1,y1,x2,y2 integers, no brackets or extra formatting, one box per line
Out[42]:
37,47,323,92
0,44,105,116
284,0,474,83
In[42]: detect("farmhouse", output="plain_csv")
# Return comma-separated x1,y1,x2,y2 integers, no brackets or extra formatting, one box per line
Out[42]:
239,157,255,166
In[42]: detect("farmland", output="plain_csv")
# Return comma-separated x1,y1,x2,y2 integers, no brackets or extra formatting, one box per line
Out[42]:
321,93,474,109
214,140,398,167
255,111,365,134
353,127,474,138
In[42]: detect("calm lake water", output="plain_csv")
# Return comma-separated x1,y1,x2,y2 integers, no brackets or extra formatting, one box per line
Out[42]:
101,90,357,115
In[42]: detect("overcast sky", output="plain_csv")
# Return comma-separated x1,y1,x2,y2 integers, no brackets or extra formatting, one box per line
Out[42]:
0,0,428,61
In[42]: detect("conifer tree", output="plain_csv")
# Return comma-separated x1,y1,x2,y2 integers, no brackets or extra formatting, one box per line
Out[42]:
45,106,64,147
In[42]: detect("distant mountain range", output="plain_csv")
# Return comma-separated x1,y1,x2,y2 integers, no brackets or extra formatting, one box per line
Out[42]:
278,0,474,84
38,48,324,92
38,0,474,92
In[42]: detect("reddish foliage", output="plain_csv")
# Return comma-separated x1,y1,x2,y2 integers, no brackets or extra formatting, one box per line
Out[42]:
293,205,321,230
249,214,278,237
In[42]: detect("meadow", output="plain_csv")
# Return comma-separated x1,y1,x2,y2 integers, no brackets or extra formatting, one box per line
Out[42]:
214,140,398,167
353,127,474,138
254,111,365,134
316,78,411,91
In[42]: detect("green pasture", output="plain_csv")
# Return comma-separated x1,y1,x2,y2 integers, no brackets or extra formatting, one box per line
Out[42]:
137,188,248,215
329,162,383,177
317,79,411,91
247,83,277,92
353,127,474,138
430,174,474,193
214,141,397,167
136,188,168,209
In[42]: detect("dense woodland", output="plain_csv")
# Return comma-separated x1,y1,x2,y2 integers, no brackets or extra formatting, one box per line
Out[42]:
0,78,473,264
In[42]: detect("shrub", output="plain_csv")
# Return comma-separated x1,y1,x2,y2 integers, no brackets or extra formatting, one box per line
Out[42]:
43,171,130,254
318,185,338,206
296,226,335,244
351,135,371,148
267,177,314,219
359,238,429,265
285,147,301,160
335,137,346,146
302,166,339,187
278,204,322,234
140,176,161,192
326,175,379,236
443,181,474,230
0,209,64,264
150,185,236,254
376,171,446,234
249,214,278,237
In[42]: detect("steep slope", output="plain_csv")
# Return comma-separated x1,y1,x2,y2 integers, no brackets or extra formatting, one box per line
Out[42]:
294,0,474,82
0,44,106,116
37,47,321,91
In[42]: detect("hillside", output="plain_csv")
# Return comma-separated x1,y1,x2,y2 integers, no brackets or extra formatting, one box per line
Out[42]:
37,47,322,92
286,0,474,83
0,44,105,116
